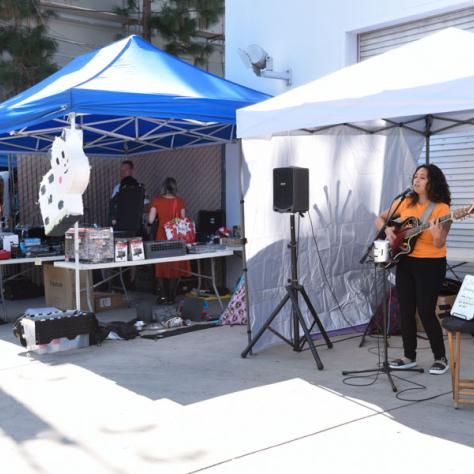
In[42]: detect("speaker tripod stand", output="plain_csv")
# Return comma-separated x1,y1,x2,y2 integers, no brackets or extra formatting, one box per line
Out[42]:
342,263,424,392
241,213,333,370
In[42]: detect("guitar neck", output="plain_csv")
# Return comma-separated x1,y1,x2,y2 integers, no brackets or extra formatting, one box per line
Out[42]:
405,213,452,237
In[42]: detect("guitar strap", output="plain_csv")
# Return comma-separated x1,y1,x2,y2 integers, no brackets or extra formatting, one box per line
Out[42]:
420,201,436,224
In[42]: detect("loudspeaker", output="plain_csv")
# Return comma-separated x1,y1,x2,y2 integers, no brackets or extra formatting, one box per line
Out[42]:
198,210,225,240
273,167,309,213
112,184,145,236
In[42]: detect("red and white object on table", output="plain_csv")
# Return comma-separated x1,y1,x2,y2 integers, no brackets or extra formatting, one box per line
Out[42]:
164,218,196,244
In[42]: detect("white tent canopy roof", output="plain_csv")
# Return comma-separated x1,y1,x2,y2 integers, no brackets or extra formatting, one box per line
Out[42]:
237,27,474,138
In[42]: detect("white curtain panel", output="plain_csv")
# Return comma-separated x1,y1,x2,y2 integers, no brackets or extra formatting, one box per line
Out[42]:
242,127,424,350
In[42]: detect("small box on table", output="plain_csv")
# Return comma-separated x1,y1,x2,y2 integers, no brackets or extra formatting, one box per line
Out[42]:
115,239,128,262
65,227,114,263
128,237,145,261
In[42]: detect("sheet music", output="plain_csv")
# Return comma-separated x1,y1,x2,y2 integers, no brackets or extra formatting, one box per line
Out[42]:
451,275,474,320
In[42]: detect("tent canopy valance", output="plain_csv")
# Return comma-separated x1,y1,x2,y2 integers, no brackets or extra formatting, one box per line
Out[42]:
0,35,270,156
237,28,474,139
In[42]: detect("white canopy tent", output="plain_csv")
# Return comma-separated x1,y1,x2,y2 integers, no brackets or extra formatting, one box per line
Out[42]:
237,27,474,144
235,28,474,350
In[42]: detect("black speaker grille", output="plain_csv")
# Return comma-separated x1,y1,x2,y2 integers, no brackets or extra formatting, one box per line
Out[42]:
273,167,309,213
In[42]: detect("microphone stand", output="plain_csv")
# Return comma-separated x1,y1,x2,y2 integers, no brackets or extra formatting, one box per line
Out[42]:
344,190,424,393
359,191,408,347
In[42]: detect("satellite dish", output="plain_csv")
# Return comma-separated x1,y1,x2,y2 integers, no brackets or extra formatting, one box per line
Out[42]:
237,44,292,85
246,44,268,69
238,48,262,76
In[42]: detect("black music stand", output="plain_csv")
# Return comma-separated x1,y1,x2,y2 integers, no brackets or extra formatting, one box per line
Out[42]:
241,213,333,370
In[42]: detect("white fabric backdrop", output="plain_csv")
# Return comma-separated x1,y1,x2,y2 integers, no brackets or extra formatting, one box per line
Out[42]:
242,127,424,350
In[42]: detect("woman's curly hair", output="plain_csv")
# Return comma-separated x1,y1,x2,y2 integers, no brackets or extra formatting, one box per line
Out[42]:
409,164,451,206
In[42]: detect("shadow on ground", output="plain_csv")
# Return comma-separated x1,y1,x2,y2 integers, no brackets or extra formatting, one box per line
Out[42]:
1,296,473,453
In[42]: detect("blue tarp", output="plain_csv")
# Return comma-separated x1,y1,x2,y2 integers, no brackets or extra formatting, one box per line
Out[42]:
0,35,269,155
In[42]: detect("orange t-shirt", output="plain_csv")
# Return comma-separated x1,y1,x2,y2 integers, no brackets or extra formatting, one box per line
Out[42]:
394,199,450,258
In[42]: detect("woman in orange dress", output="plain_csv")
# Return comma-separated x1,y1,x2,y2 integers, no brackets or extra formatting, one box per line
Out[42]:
148,177,191,304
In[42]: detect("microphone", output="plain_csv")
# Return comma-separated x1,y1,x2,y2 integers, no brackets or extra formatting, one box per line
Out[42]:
395,186,413,199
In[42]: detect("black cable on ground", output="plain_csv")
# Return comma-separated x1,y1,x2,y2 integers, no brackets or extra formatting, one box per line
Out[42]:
342,335,452,402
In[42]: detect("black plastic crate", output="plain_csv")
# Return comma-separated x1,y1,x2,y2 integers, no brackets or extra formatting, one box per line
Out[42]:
143,240,186,259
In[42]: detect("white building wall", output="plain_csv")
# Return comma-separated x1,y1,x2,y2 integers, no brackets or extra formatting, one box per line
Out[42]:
225,0,474,91
40,0,125,66
224,0,474,224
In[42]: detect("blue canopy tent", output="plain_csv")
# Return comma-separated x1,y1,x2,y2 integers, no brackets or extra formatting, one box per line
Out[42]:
0,35,269,155
0,35,268,314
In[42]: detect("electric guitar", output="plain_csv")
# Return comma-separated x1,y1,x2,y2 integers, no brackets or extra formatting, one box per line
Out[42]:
383,202,474,269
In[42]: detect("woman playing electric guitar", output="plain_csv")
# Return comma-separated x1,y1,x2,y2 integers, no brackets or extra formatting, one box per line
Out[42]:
375,164,451,375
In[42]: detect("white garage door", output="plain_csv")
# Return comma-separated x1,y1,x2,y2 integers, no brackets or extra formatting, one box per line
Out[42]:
359,8,474,278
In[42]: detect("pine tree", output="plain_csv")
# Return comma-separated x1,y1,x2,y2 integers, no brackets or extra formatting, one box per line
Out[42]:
0,0,57,100
116,0,224,67
151,0,224,66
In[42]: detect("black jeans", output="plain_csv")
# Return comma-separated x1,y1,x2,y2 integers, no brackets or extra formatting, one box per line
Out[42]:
395,256,446,361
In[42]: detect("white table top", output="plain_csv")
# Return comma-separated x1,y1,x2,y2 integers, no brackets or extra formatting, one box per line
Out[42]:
54,249,235,271
447,247,474,264
0,255,64,266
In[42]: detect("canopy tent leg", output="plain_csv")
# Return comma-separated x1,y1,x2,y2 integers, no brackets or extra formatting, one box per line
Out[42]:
238,139,252,348
7,153,15,229
425,115,432,165
74,221,80,310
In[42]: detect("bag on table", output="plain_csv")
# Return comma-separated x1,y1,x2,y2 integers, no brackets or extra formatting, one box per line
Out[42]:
163,198,196,243
164,217,196,243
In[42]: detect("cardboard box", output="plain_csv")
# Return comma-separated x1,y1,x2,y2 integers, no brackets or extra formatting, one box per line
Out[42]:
416,294,457,334
93,292,124,312
43,264,92,312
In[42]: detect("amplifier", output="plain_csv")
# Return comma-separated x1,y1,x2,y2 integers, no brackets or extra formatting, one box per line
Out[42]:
143,240,186,259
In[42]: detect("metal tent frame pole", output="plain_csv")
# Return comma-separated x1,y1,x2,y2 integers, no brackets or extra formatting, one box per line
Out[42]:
238,139,252,348
425,115,432,165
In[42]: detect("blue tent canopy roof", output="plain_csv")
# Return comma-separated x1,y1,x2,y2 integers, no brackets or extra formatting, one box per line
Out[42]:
0,35,269,155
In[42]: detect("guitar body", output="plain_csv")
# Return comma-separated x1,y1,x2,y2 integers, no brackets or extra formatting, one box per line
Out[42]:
384,216,421,269
375,202,473,269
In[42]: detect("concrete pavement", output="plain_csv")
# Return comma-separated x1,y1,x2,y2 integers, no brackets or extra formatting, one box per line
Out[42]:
0,296,473,473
